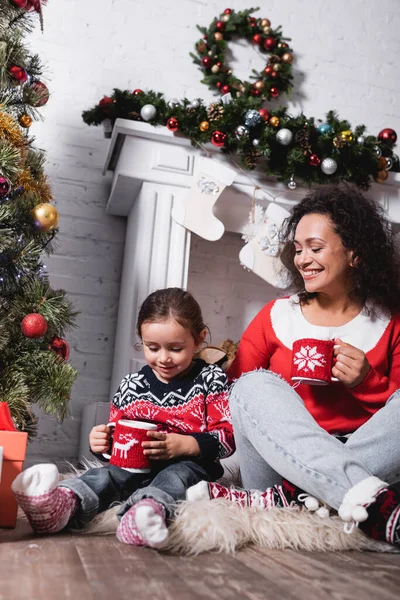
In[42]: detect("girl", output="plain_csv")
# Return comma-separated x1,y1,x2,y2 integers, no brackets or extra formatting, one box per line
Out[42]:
13,288,235,548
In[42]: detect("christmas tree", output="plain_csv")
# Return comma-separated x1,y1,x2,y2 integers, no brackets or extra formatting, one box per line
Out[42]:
0,0,77,435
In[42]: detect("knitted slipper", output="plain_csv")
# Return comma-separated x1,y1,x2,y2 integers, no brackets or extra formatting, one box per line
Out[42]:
116,498,169,548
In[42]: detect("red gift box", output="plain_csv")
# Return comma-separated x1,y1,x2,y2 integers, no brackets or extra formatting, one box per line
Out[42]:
0,403,28,528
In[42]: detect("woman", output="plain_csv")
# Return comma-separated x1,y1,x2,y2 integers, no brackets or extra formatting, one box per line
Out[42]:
191,185,400,548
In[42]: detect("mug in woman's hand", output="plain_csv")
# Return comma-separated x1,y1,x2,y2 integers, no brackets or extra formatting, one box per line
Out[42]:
103,419,158,472
291,338,338,385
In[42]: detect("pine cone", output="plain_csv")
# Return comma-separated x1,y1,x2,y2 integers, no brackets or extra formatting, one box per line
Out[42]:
207,103,224,121
242,149,261,169
295,127,312,155
333,135,346,149
128,111,141,120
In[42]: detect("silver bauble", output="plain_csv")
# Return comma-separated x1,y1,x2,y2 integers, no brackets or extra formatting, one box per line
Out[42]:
191,100,200,109
288,178,297,190
140,104,157,121
276,128,293,146
168,98,179,109
244,109,262,128
235,125,249,140
321,158,338,175
252,139,260,147
357,135,365,144
374,145,382,158
385,157,393,170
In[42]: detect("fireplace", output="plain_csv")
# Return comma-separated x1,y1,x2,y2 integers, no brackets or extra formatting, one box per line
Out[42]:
103,119,400,400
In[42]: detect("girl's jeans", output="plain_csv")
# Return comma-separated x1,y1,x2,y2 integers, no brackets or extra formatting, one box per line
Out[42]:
229,370,400,510
59,459,208,529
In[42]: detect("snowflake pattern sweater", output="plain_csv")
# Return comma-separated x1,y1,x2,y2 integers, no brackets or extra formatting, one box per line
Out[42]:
109,359,235,468
227,296,400,434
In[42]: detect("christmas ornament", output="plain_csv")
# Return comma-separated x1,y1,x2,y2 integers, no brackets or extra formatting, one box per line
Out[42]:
211,131,226,147
378,157,388,170
19,114,32,128
202,56,213,68
263,37,277,51
166,117,179,132
374,170,389,183
269,116,280,128
222,14,230,22
133,89,143,95
276,128,293,145
191,100,200,108
260,18,271,27
333,135,346,149
309,153,321,167
321,158,338,175
282,52,294,64
318,123,333,135
357,136,365,144
28,80,49,106
215,21,225,31
258,108,270,121
49,336,70,360
243,148,261,169
99,96,114,110
211,65,220,74
207,103,224,121
377,128,397,144
252,34,262,45
263,26,271,34
384,157,393,170
252,139,260,147
140,104,157,121
214,32,223,42
254,80,264,90
339,130,353,143
0,177,11,199
224,8,232,14
374,146,382,158
199,121,209,132
221,85,230,95
264,66,273,75
9,65,27,83
244,109,262,127
270,87,279,98
167,98,179,109
288,176,297,190
11,0,28,7
21,313,48,339
235,125,249,139
32,203,59,231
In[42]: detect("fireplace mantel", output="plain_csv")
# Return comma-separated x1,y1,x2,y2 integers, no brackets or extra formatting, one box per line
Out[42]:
103,118,400,398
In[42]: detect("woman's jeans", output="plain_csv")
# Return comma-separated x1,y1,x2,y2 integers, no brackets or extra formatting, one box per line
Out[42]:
59,460,209,529
229,370,400,510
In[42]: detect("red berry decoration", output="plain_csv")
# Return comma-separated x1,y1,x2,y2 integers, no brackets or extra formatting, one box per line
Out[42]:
258,108,270,121
167,117,179,132
133,89,143,95
21,313,48,339
0,177,11,199
211,131,226,147
224,8,232,14
49,337,70,361
202,56,213,69
28,80,49,106
377,128,397,144
309,154,321,167
263,37,277,51
221,85,230,95
270,87,280,98
215,21,225,31
252,34,262,45
9,65,28,83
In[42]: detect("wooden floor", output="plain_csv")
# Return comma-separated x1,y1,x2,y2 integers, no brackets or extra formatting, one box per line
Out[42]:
1,520,400,600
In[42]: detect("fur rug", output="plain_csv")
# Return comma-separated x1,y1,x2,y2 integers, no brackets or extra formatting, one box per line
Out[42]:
61,463,395,555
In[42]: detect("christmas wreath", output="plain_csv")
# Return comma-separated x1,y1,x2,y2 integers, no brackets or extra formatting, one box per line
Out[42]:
191,7,293,101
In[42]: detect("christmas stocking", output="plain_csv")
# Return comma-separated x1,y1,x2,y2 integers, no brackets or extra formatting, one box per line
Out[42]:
171,157,236,241
240,202,292,289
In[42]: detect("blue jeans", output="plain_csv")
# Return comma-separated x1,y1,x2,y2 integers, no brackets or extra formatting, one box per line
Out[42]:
59,460,209,529
229,370,400,510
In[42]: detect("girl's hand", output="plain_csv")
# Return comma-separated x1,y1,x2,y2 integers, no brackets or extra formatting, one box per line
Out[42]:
89,424,112,454
142,431,201,460
332,338,370,388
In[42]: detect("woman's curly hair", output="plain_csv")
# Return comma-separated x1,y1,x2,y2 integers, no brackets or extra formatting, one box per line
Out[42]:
280,185,400,312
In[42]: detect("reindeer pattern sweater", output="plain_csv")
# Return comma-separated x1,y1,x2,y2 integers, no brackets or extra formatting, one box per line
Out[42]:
227,296,400,434
109,359,235,469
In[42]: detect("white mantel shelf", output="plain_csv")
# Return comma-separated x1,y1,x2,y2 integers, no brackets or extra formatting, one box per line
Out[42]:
103,118,400,399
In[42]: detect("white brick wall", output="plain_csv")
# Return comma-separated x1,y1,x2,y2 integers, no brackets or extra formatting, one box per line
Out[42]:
25,0,400,464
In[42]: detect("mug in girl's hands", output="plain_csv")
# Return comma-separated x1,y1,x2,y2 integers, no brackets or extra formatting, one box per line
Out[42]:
291,338,338,385
103,420,158,472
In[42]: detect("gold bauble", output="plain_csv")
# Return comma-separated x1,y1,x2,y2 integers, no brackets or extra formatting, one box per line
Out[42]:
227,69,232,75
222,14,230,22
263,26,271,34
199,121,210,132
32,203,59,231
19,114,33,128
269,116,280,128
272,64,281,72
282,52,294,64
260,18,271,27
374,170,389,184
378,157,388,170
339,130,353,143
254,80,264,90
214,32,223,41
211,65,220,74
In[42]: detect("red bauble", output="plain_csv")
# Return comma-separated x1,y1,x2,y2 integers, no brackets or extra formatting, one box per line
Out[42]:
263,37,277,51
215,21,225,31
270,87,279,98
250,88,260,97
378,128,397,144
249,17,256,23
309,153,321,167
99,96,114,109
211,131,226,147
252,34,262,45
264,66,273,75
224,8,232,14
270,71,278,78
202,56,213,69
221,85,230,94
258,108,271,121
49,336,70,360
217,62,223,68
28,80,49,106
11,0,28,7
167,117,179,132
9,65,28,83
21,313,48,339
132,89,143,95
0,177,11,199
216,81,222,88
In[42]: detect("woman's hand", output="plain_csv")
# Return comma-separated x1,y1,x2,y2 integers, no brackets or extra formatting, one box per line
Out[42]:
142,431,201,460
89,424,112,454
332,338,370,388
